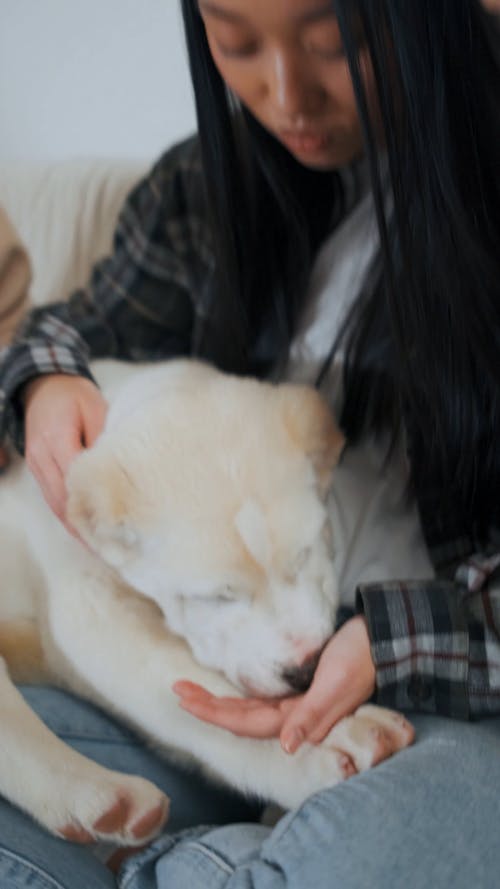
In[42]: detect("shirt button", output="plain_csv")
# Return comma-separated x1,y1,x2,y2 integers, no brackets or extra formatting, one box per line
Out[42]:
407,677,433,703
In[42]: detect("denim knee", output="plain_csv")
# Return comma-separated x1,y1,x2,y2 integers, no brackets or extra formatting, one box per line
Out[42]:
0,848,68,889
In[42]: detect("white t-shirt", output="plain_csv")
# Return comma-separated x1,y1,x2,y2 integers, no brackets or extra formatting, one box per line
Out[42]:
287,183,434,607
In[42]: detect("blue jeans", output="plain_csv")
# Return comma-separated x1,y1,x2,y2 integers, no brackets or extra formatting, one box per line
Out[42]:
1,687,499,889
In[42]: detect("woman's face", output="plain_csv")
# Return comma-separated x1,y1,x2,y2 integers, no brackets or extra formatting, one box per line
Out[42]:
198,0,368,170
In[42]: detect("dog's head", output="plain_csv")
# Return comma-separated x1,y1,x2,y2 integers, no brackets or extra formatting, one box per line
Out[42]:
67,361,344,697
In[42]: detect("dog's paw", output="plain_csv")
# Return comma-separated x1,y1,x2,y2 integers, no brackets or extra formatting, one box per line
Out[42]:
55,772,169,846
267,706,415,808
324,704,415,773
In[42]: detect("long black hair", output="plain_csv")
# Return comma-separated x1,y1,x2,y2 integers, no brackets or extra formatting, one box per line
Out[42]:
180,0,343,374
180,0,500,544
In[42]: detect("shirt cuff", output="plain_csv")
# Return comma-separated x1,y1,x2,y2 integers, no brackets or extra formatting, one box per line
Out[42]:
356,580,470,719
0,339,93,453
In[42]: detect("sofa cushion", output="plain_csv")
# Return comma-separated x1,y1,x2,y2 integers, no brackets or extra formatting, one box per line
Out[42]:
0,159,145,306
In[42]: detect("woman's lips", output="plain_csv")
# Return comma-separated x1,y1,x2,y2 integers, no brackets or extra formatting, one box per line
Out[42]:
278,130,330,156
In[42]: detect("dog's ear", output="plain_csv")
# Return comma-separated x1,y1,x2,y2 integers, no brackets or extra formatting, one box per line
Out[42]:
279,384,345,496
66,452,139,566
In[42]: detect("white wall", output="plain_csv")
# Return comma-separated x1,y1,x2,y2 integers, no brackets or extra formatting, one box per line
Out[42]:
0,0,197,162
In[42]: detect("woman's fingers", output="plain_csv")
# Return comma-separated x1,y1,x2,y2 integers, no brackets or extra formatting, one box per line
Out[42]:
174,681,266,709
280,690,343,753
81,397,108,448
28,450,67,524
24,374,108,528
176,619,378,755
279,618,376,753
173,681,296,738
27,424,85,534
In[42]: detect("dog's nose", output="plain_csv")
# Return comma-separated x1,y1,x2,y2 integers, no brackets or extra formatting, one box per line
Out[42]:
281,647,324,693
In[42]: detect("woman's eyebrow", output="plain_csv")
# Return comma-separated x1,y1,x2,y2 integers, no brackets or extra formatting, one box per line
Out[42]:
298,4,337,25
198,2,336,25
198,1,246,23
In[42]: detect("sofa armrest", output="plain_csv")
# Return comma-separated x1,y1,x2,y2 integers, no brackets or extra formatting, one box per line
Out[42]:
0,159,145,307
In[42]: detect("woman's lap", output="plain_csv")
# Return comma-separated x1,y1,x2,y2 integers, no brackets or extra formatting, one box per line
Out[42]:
122,711,500,889
0,686,260,889
147,712,500,889
148,716,500,889
1,688,499,889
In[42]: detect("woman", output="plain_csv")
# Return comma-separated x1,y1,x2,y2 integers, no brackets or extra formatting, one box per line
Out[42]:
0,1,499,887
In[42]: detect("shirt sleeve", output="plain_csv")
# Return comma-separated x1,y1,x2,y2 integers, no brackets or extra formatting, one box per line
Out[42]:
0,136,214,451
356,551,500,719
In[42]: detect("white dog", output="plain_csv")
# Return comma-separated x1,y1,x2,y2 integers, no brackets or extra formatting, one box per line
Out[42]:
0,360,417,850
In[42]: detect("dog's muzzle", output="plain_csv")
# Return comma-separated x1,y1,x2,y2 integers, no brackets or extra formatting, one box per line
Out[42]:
280,646,324,693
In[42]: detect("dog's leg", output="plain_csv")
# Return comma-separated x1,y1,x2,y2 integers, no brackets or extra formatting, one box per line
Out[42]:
0,656,168,844
43,578,412,811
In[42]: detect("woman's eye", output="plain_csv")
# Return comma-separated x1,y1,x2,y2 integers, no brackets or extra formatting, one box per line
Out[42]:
307,44,345,60
206,21,259,59
215,41,259,58
304,21,344,60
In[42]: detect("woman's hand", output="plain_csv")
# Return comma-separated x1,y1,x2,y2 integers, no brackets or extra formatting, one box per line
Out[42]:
24,374,108,532
174,616,378,754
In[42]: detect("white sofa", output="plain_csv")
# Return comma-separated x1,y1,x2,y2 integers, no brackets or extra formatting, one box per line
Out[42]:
0,158,146,308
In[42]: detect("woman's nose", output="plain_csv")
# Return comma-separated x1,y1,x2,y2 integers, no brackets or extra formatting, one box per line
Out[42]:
267,48,324,120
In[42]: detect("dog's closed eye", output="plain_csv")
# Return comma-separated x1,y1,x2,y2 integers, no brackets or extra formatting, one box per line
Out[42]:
185,586,252,606
294,548,310,573
213,585,238,603
284,547,311,583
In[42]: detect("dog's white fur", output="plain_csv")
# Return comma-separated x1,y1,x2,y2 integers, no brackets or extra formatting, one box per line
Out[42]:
0,360,413,848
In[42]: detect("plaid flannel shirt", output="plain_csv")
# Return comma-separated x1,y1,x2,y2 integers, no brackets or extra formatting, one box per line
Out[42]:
1,135,499,720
